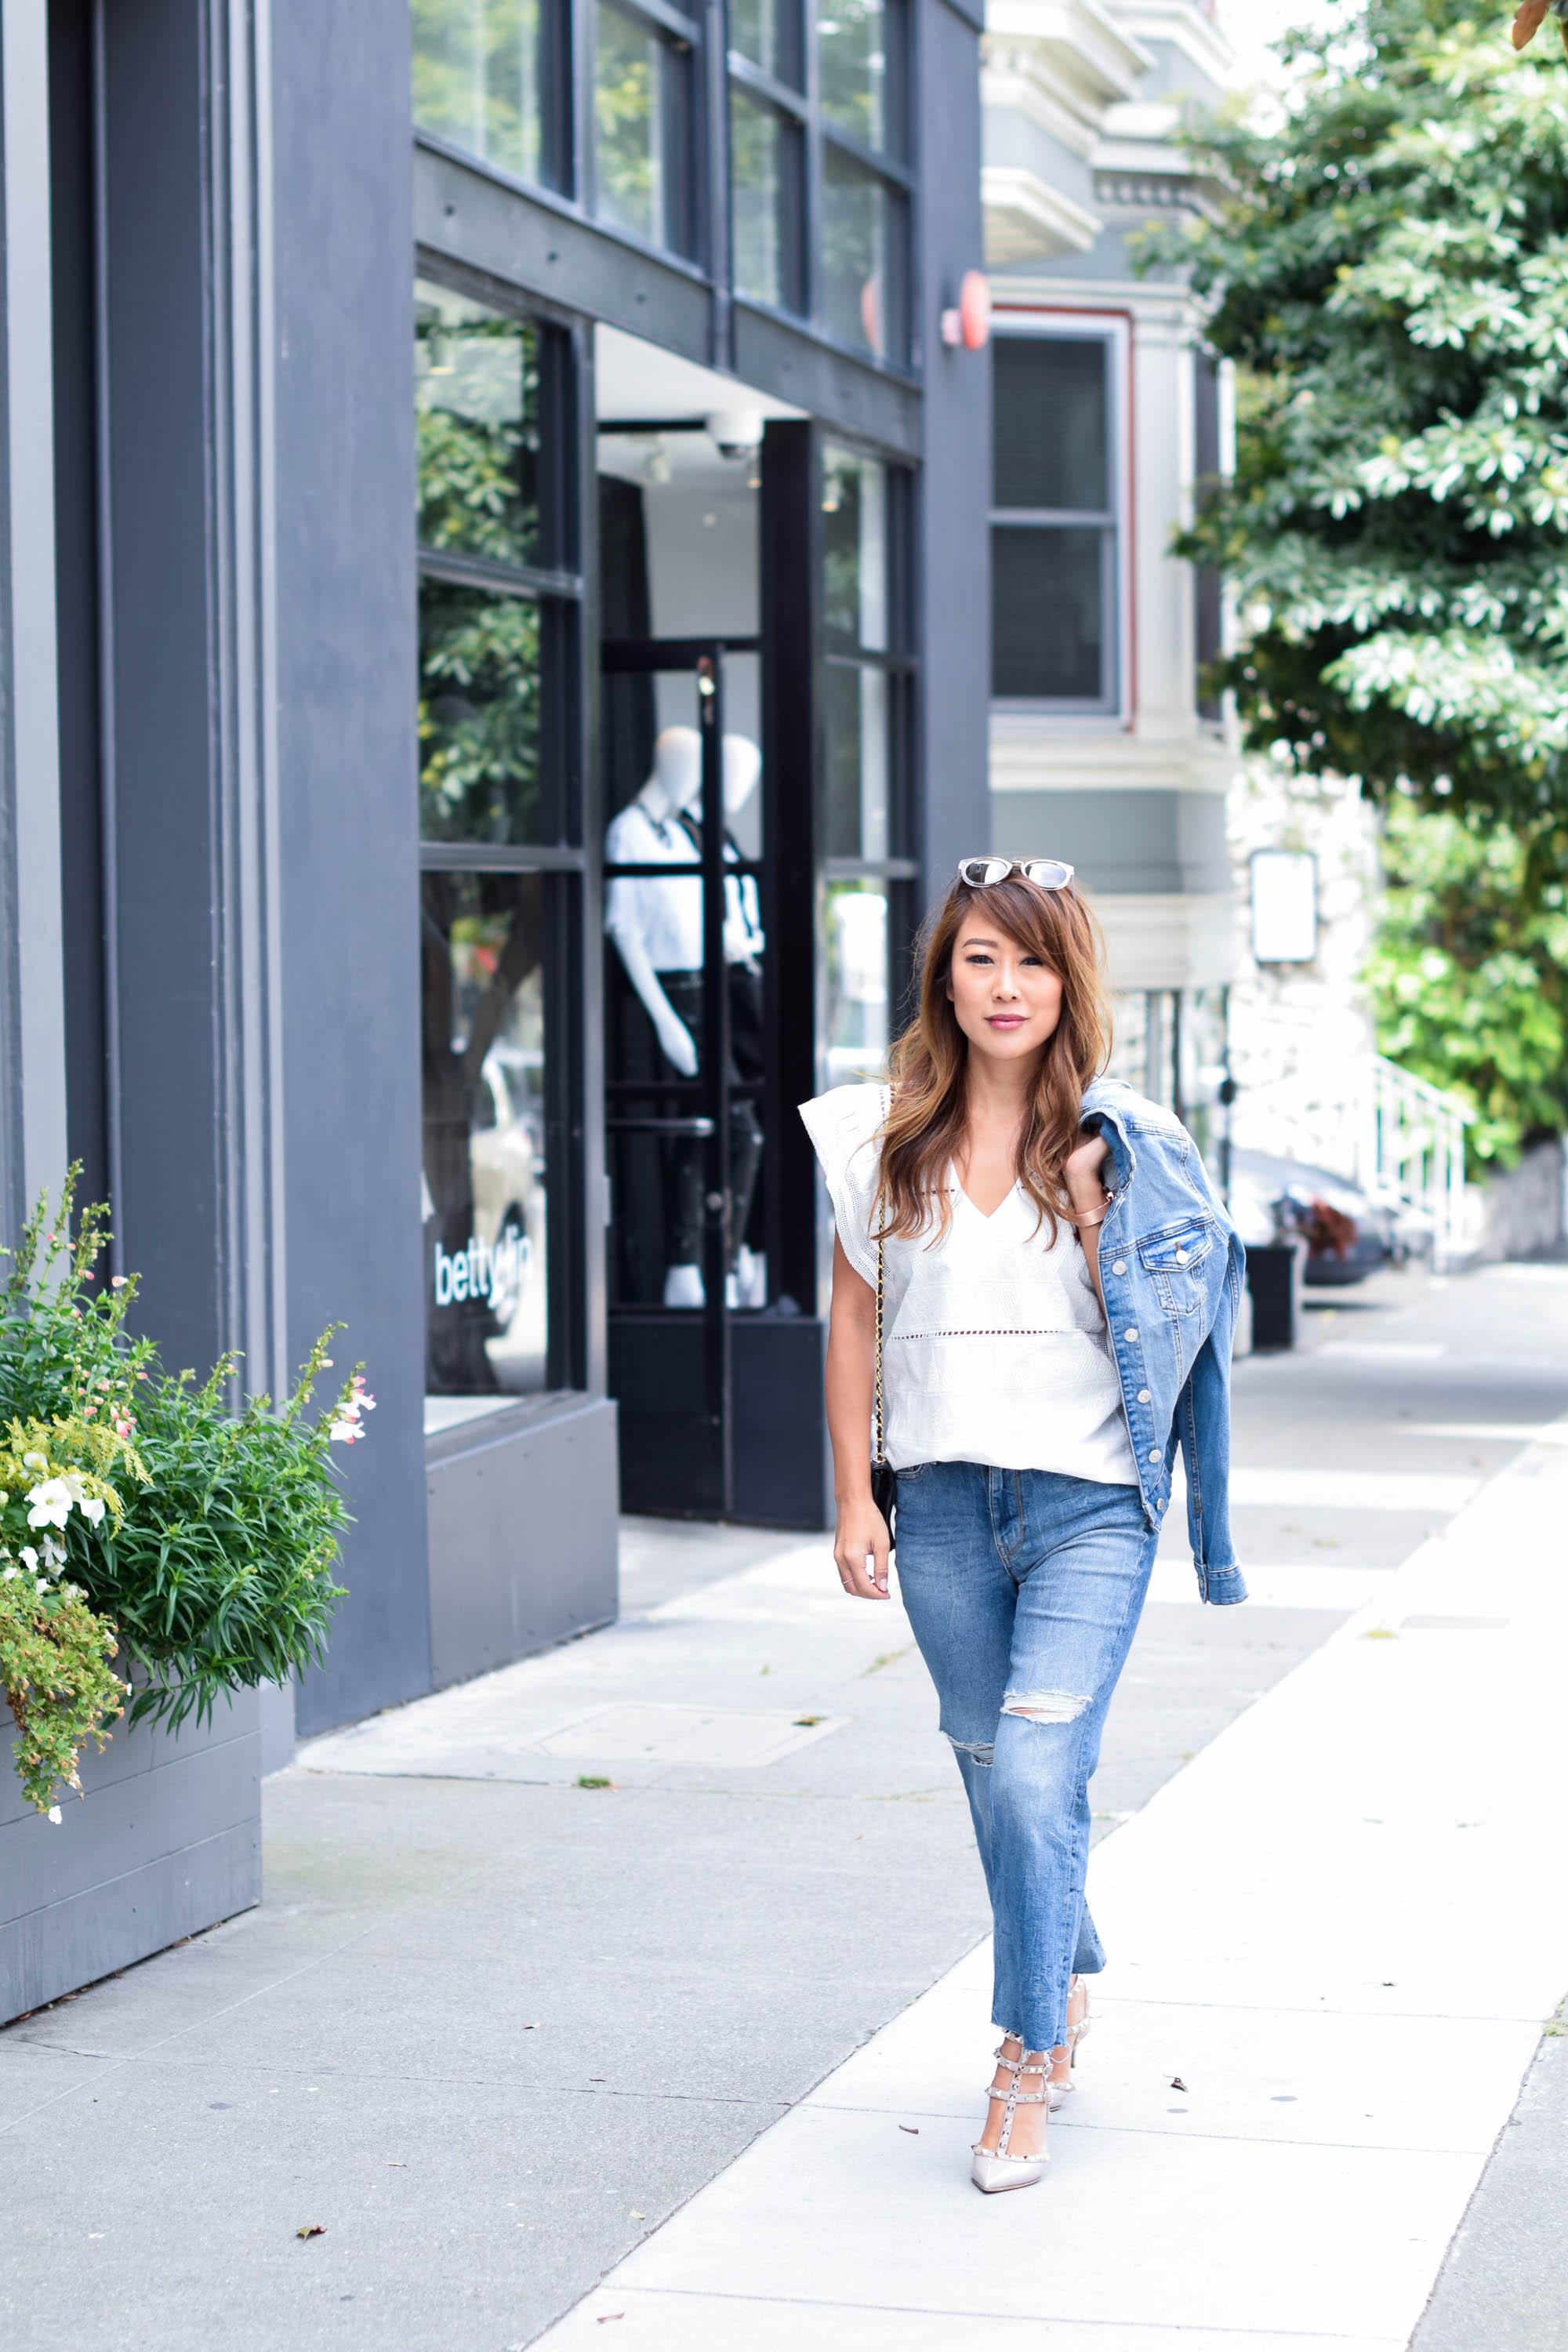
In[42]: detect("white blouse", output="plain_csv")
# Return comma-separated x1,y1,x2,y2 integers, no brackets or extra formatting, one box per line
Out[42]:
800,1082,1138,1486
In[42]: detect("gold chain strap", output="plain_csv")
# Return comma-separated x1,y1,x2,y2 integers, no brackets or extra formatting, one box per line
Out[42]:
874,1219,886,1468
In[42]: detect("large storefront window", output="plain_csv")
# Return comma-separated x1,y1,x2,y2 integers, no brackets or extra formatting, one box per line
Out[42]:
593,0,697,256
416,286,540,567
823,444,898,863
822,150,906,365
422,873,550,1396
730,89,802,312
419,584,543,844
821,440,913,1085
417,276,583,1415
825,877,889,1083
412,0,567,191
726,0,909,366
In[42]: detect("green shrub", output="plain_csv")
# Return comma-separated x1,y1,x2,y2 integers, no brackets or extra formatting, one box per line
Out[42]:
1,1176,364,1789
89,1334,354,1733
1367,801,1568,1175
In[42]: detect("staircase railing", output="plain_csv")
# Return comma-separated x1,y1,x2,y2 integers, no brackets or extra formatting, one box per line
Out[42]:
1233,1053,1478,1271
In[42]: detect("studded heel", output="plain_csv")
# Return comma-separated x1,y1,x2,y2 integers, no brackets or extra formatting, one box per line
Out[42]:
971,2040,1051,2194
1047,1975,1091,2112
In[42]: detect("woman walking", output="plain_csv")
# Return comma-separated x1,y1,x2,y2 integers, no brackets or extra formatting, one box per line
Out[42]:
800,858,1246,2194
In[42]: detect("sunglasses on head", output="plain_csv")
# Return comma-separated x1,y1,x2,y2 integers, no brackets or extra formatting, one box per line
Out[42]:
956,857,1075,891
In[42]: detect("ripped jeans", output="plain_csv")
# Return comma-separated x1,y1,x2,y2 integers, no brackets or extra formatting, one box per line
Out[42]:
893,1461,1157,2054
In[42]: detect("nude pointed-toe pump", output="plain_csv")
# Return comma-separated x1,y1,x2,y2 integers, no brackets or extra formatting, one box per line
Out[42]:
971,2042,1050,2194
1047,1976,1092,2113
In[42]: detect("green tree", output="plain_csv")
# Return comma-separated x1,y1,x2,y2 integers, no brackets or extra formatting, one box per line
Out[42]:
1159,0,1568,822
1367,799,1568,1168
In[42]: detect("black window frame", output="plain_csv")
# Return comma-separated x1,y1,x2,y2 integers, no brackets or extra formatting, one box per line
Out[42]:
416,261,593,1398
586,0,704,264
989,318,1125,717
817,435,919,1098
411,0,575,198
726,0,914,371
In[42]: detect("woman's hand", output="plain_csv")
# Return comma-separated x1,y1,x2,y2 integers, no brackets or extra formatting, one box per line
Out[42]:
824,1235,891,1600
833,1495,891,1599
1064,1127,1112,1324
1064,1128,1111,1209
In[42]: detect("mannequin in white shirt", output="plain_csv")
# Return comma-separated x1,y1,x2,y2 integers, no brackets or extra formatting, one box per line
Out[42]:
604,726,705,1079
604,725,766,1308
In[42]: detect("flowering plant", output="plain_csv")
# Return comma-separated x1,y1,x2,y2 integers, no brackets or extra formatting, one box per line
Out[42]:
0,1422,131,1817
2,1176,368,1809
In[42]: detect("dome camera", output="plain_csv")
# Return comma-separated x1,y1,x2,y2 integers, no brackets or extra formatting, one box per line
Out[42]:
706,408,764,459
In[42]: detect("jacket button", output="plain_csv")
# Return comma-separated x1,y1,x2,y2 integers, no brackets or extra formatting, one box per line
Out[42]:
1111,1259,1127,1275
1175,1247,1189,1264
1138,1388,1151,1402
1147,1448,1161,1463
1123,1327,1138,1341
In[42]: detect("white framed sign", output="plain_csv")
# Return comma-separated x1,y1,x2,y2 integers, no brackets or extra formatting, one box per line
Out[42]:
1250,849,1317,964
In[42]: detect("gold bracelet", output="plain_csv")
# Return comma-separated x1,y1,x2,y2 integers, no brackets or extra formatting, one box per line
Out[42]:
1067,1194,1112,1229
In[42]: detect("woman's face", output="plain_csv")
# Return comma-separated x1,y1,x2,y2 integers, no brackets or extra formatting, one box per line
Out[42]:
946,916,1063,1067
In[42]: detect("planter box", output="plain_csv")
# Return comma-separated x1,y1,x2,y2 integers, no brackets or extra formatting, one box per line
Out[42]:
1,1686,260,2024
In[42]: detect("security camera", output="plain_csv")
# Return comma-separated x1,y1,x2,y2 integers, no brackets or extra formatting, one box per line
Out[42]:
706,408,764,459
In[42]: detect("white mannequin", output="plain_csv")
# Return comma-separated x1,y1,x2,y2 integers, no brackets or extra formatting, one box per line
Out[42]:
604,726,705,1077
605,727,765,1310
721,735,764,967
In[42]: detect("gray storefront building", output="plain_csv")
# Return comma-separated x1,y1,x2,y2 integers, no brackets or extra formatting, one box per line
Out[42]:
0,0,988,1849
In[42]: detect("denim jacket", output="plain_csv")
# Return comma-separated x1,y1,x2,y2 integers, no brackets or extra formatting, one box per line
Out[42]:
1079,1077,1247,1605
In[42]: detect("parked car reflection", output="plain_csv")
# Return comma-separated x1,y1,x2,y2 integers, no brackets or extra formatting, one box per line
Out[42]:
470,1045,547,1387
1229,1148,1406,1287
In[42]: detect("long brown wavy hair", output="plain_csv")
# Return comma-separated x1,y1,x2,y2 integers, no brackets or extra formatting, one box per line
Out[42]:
877,874,1112,1244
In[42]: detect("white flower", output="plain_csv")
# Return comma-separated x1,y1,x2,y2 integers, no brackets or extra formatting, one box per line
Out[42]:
328,1421,358,1444
1,1564,18,1582
19,1546,38,1572
47,1806,61,1824
80,1497,106,1526
26,1478,74,1529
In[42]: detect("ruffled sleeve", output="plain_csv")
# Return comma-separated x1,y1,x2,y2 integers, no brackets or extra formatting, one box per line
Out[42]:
798,1083,887,1287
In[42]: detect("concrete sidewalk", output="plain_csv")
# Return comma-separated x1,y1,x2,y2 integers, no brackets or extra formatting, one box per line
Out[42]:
539,1425,1568,2349
2,1261,1566,2350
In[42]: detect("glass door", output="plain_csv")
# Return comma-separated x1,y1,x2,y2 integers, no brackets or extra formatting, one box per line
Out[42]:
601,636,762,1516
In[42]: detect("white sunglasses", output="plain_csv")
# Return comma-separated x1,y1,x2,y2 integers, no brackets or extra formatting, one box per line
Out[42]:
956,856,1076,891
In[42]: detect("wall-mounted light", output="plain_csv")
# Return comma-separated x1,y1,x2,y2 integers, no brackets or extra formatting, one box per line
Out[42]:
940,270,992,352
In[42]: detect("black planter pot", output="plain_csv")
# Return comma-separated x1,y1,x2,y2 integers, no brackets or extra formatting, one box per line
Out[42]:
1244,1238,1308,1352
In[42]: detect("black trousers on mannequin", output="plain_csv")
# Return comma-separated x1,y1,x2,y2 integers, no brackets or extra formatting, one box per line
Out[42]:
657,968,764,1276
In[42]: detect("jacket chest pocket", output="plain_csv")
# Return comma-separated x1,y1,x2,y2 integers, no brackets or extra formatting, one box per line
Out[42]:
1136,1217,1214,1317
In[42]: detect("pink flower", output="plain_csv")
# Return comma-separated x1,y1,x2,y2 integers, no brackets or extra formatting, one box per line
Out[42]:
111,1276,127,1289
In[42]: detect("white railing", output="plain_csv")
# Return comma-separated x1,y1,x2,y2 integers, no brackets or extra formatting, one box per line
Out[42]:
1233,1053,1479,1271
1359,1057,1478,1272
